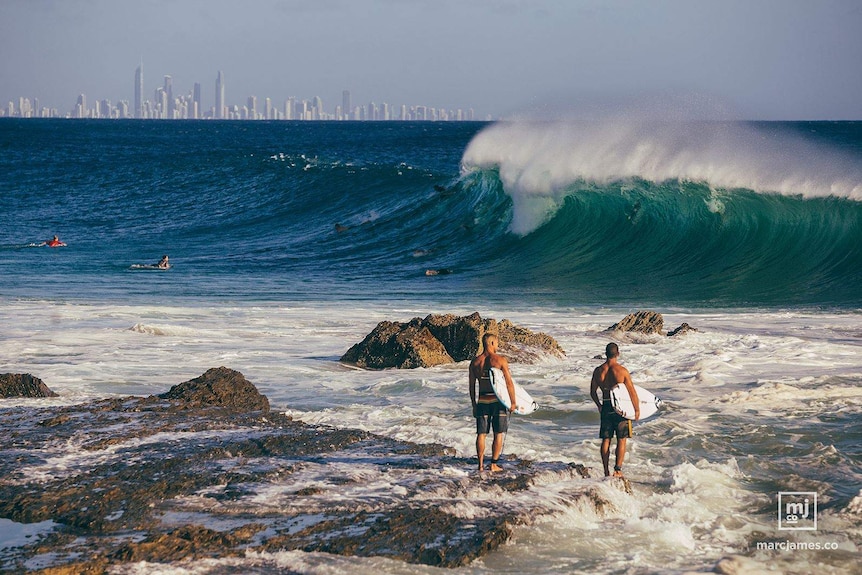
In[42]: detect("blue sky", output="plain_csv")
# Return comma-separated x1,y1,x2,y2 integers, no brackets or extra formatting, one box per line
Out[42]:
2,0,861,119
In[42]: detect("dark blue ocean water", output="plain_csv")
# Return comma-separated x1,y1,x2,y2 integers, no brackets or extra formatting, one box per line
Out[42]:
2,119,862,575
2,119,861,307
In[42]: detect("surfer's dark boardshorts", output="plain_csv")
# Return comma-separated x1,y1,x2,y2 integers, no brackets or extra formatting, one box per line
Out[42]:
600,401,632,439
475,401,509,435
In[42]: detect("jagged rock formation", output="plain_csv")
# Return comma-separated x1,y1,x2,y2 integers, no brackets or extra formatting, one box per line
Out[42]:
0,373,58,398
609,311,698,338
608,311,665,335
341,312,565,369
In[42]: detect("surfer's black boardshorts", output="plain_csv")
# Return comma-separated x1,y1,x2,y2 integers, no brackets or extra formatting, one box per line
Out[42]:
475,401,509,435
600,401,632,439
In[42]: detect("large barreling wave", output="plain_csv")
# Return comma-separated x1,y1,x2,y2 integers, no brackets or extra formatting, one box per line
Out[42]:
456,119,862,306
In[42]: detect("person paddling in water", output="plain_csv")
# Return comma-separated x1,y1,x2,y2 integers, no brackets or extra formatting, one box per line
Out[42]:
469,333,517,472
156,255,170,269
590,342,639,477
43,235,65,247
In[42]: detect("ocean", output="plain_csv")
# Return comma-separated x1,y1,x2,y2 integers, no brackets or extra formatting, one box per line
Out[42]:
1,118,860,574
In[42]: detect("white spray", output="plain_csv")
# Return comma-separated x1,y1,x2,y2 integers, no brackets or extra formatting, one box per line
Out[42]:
461,117,862,235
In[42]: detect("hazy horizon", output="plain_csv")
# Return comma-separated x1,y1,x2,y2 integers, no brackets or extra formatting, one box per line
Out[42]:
2,0,861,120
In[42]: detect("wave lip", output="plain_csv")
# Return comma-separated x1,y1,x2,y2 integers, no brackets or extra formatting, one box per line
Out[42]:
461,120,862,235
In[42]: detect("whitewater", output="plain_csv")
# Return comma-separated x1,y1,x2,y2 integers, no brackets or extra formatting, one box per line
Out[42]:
1,118,861,574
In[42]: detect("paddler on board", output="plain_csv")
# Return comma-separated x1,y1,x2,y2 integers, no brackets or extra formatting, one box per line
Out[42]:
590,342,639,478
41,235,66,247
469,333,517,472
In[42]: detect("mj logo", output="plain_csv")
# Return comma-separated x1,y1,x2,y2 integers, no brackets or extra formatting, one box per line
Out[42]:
778,492,817,531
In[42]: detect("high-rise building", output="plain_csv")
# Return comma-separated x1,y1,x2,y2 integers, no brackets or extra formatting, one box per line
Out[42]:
155,88,167,119
215,71,225,119
164,76,173,118
193,83,201,119
342,90,351,119
247,96,257,119
135,62,144,118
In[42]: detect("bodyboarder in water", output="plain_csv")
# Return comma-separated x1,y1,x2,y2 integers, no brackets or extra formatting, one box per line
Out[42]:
469,333,517,472
590,342,639,477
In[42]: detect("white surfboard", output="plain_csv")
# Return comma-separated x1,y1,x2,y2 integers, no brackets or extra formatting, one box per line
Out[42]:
130,264,171,270
610,383,662,420
489,367,538,415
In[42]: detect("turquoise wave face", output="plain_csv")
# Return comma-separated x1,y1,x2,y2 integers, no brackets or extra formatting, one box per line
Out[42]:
457,169,862,306
1,119,861,307
457,119,862,306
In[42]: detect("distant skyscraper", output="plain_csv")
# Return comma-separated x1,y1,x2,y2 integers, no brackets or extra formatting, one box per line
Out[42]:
215,71,225,119
342,90,351,119
76,94,87,118
164,75,173,118
134,62,144,118
193,83,201,119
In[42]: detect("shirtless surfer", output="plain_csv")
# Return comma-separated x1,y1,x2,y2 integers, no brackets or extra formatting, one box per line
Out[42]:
156,255,170,269
469,333,517,472
590,342,639,477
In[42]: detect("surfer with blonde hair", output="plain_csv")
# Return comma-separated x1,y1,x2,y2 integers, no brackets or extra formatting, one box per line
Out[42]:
469,333,517,472
590,342,639,477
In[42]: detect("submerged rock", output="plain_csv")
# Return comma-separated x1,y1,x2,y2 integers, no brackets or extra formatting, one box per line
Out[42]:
0,367,614,573
341,312,565,369
0,373,58,398
668,322,698,337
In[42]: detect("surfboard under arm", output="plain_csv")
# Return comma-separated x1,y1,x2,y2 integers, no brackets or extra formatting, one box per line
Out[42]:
489,367,538,416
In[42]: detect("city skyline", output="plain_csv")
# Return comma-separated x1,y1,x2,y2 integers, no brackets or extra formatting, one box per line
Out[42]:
3,61,482,121
2,1,861,121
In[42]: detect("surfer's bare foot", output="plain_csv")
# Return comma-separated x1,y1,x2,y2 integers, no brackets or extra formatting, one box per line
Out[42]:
613,465,624,478
490,463,503,472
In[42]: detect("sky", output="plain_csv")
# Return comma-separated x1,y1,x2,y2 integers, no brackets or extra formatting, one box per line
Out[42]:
1,0,861,120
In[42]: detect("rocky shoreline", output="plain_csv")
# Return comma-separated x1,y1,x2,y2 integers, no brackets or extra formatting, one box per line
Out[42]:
1,367,621,574
1,310,700,573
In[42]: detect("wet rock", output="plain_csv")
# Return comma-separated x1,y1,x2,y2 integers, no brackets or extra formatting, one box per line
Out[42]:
0,373,58,398
609,311,665,335
668,322,698,337
0,367,611,573
342,312,565,369
339,319,454,369
158,366,270,412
